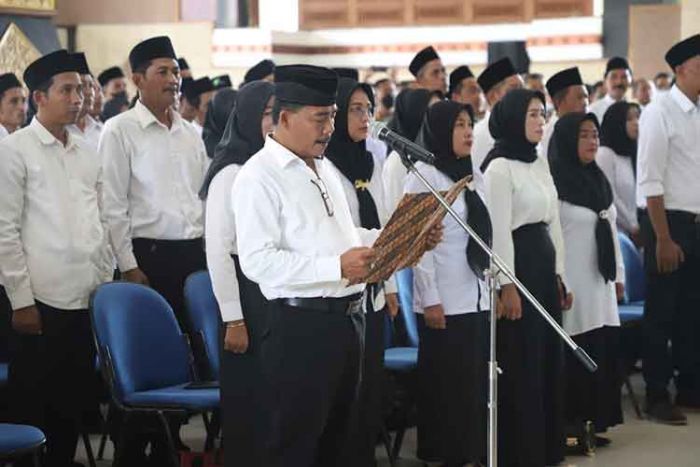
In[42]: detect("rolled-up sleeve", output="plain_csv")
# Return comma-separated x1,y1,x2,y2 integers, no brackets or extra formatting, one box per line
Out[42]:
637,105,670,200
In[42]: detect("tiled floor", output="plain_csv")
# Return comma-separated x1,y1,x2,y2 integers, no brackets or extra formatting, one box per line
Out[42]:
78,373,700,466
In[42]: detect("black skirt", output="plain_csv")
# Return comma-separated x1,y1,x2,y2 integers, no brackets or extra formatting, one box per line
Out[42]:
565,326,623,432
221,256,269,467
497,222,566,467
416,311,488,465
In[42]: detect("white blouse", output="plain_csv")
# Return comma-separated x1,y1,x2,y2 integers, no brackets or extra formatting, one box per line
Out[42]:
596,146,639,235
382,150,409,216
560,201,623,336
405,162,489,315
483,155,566,285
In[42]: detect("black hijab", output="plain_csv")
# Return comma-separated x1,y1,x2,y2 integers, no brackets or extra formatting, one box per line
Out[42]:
202,88,238,159
387,88,441,142
324,78,381,230
199,81,274,200
480,88,545,173
420,100,493,279
600,101,639,174
549,112,617,282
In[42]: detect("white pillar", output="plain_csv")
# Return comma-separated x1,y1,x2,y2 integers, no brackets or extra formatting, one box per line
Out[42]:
259,0,299,32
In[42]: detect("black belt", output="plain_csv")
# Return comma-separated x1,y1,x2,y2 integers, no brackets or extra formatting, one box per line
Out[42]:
280,293,364,315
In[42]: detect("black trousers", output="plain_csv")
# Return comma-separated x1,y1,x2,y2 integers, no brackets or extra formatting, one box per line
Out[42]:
349,307,385,467
261,301,364,467
416,312,488,466
497,223,565,467
641,211,700,402
222,257,269,467
132,237,207,332
7,303,96,467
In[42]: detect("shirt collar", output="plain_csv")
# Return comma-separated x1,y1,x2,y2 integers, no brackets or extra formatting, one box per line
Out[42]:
134,100,183,131
265,135,309,169
30,117,78,150
669,85,699,114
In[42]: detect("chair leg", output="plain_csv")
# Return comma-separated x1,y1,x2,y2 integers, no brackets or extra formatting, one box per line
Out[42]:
381,424,395,467
157,411,182,467
82,430,97,467
32,448,42,467
113,411,129,467
97,404,112,460
624,375,643,419
202,411,215,452
391,427,406,461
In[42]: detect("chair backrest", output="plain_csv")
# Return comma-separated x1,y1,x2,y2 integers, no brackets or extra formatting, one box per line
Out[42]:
184,271,222,380
618,233,646,303
90,282,192,401
396,268,419,348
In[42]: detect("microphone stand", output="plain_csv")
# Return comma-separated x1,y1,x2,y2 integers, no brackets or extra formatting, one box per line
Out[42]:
394,150,597,467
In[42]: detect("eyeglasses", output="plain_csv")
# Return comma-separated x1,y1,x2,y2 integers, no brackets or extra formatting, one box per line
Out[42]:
348,105,373,119
310,177,334,217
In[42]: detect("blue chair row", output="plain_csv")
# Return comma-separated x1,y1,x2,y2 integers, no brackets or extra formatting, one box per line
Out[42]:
90,281,220,466
0,423,45,467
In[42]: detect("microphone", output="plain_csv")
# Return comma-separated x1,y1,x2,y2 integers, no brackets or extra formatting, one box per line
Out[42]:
370,121,435,165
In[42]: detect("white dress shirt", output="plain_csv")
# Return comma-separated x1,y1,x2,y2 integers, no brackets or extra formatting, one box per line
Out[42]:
192,120,203,137
589,94,618,124
483,156,566,285
560,202,623,336
0,118,112,310
100,101,208,272
636,85,700,213
205,164,243,322
67,115,103,153
539,113,558,160
406,162,489,315
471,110,494,194
366,136,388,167
233,136,378,300
0,124,9,139
382,150,409,216
596,146,639,234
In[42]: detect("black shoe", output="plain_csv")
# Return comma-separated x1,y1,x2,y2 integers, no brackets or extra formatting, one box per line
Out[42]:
645,400,688,425
595,436,612,447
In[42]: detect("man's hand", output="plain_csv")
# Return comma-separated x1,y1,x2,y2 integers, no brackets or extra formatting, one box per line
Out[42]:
425,223,444,251
385,293,399,318
615,282,625,302
656,237,685,274
340,247,375,282
499,284,522,320
424,304,446,329
122,267,149,285
558,277,573,311
12,305,42,335
224,321,249,354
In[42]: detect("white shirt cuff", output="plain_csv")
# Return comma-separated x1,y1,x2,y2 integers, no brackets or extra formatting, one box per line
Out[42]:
638,182,665,199
9,286,35,310
116,250,138,273
219,299,244,322
316,256,342,282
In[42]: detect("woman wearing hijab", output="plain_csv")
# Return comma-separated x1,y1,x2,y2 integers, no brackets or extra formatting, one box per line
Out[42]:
323,77,399,467
549,112,625,450
200,80,275,467
202,87,238,158
596,101,642,243
481,88,572,467
406,100,492,467
382,88,443,214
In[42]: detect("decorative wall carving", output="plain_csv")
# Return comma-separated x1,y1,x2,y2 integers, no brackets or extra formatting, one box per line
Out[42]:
0,0,55,13
0,22,42,83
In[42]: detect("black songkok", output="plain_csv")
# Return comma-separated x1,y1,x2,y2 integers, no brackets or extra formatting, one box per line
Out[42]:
244,59,275,83
665,34,700,69
546,67,583,97
477,58,516,94
604,57,631,77
274,65,338,106
24,49,81,92
129,36,177,71
98,66,125,87
212,74,232,90
409,46,440,77
448,65,475,96
0,73,22,95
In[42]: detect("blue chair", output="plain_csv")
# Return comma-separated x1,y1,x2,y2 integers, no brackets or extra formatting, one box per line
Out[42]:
184,271,222,381
90,282,220,466
0,423,45,466
384,268,419,462
617,232,645,418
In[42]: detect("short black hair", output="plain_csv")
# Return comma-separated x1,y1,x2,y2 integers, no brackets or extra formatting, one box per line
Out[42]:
527,73,543,81
272,100,304,125
592,80,604,89
654,71,671,81
183,94,201,109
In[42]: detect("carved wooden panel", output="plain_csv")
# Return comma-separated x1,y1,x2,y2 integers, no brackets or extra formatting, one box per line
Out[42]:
0,22,42,84
534,0,592,18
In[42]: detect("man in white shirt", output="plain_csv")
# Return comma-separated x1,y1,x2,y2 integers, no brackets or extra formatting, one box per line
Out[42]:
410,46,447,95
471,58,523,192
0,49,112,467
179,76,214,136
97,65,128,101
449,65,482,120
633,78,654,108
0,73,27,139
589,56,632,123
542,67,589,158
67,53,103,151
637,34,700,425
